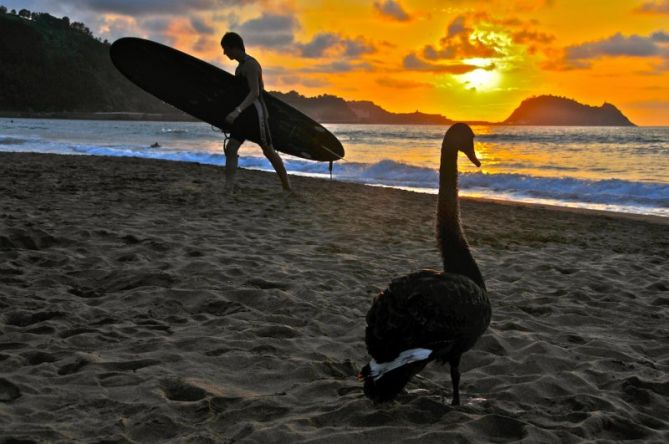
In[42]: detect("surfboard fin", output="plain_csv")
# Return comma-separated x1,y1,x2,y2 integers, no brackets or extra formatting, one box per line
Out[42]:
329,160,333,180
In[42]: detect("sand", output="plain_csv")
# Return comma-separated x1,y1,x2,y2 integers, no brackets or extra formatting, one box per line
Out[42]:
1,152,667,443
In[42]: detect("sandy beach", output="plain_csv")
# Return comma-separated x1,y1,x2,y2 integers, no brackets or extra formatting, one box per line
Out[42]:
1,152,667,442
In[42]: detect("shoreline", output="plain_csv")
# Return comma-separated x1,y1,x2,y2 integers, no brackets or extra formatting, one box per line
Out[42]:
366,183,669,223
0,142,663,221
1,151,667,442
460,194,669,226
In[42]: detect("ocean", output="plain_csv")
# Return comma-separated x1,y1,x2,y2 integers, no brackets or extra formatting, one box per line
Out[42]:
1,118,668,217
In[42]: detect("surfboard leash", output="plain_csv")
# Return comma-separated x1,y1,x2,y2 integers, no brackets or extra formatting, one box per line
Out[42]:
211,125,231,154
315,143,343,181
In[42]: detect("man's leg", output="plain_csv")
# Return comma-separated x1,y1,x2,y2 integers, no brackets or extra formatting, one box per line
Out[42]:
261,145,291,191
224,138,242,188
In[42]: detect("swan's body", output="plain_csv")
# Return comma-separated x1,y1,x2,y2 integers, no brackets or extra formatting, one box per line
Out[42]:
360,123,491,405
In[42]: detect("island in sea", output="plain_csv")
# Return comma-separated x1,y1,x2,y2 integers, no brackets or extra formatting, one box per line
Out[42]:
503,95,635,126
0,8,635,126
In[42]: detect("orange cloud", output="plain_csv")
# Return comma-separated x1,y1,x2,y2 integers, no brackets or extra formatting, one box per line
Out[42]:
376,76,431,89
418,15,502,61
417,12,556,64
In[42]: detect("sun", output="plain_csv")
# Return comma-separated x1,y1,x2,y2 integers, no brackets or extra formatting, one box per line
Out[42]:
458,67,500,91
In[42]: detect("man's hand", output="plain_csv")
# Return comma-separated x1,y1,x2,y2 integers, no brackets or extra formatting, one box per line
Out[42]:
225,107,242,125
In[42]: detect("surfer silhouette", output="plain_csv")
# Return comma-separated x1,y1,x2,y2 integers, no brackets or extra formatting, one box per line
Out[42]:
221,32,291,191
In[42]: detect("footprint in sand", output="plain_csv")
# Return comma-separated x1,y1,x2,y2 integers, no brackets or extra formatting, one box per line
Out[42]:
0,228,61,250
99,359,161,372
199,299,247,317
161,379,208,402
25,325,55,335
5,310,64,327
68,286,104,298
20,351,58,366
0,378,21,402
58,358,90,375
59,328,97,339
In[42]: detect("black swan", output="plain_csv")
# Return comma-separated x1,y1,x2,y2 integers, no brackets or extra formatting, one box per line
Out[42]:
359,123,491,405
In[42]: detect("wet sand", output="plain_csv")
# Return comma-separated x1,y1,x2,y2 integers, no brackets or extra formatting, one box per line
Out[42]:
1,152,667,442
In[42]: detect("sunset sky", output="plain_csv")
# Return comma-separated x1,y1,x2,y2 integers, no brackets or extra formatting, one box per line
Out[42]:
6,0,669,125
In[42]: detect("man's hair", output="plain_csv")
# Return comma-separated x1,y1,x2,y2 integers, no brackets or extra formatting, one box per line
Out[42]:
221,32,245,51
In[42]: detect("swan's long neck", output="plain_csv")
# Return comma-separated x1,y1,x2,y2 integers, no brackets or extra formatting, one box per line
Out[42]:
437,144,486,290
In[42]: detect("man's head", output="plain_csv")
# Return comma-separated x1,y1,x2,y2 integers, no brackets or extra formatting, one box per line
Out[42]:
221,32,245,60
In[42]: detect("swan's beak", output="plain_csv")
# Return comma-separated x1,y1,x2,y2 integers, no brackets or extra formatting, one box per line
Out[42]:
466,151,481,167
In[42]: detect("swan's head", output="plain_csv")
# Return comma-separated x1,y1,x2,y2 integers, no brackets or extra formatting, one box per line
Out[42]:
443,123,480,167
358,360,429,403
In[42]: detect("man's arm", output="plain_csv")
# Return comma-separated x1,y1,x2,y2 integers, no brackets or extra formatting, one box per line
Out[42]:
225,61,261,124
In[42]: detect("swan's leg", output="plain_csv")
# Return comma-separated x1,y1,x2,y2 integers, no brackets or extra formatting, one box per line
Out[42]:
449,355,461,406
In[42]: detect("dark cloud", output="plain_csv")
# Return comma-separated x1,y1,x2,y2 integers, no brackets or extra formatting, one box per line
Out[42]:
512,28,555,54
342,36,376,57
0,0,260,44
298,33,340,57
77,0,221,16
1,0,262,20
141,17,172,33
512,29,554,45
635,1,669,14
448,16,467,37
543,31,669,71
297,33,375,58
403,53,479,74
235,13,298,48
152,32,176,46
373,0,411,22
191,17,215,35
652,31,669,42
304,61,373,73
567,33,661,60
423,44,455,60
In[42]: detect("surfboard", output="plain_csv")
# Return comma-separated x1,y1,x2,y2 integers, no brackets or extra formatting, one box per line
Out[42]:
109,37,344,162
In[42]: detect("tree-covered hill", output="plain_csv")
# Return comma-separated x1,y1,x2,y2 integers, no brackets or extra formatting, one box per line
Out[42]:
271,91,452,124
0,8,179,114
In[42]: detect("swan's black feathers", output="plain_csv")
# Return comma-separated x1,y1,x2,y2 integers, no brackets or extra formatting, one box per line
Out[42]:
365,269,490,365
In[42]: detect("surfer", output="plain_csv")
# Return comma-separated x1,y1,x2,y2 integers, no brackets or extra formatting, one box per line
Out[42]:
221,32,291,191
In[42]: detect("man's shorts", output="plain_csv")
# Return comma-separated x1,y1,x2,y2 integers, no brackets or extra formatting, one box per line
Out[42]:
229,99,273,148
